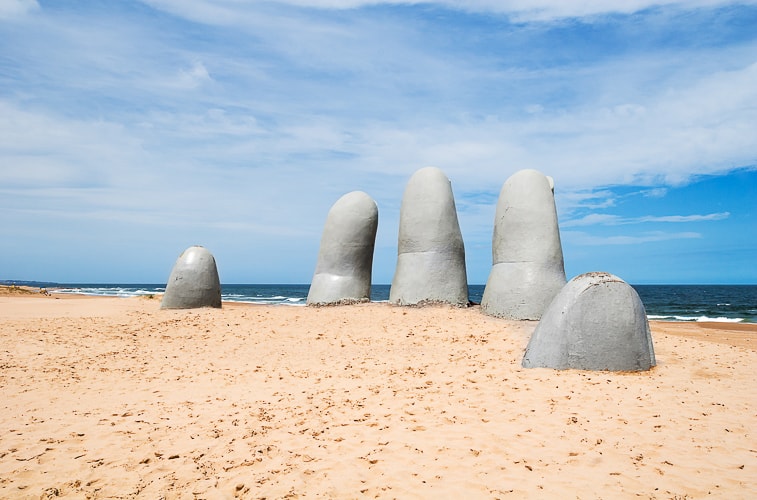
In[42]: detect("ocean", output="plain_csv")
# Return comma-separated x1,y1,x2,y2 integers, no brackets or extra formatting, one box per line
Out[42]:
27,282,757,324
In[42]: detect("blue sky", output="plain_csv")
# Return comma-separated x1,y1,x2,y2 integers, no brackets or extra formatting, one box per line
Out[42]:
1,0,755,285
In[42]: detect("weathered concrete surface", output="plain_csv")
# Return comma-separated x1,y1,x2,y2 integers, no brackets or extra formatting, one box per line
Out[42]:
307,191,378,305
390,167,468,306
161,246,222,309
522,272,656,371
481,169,566,319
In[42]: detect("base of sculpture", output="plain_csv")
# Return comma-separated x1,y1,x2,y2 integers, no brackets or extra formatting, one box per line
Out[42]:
308,274,372,306
480,262,566,320
390,251,468,307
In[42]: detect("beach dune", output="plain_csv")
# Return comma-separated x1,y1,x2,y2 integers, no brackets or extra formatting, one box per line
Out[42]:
0,292,754,498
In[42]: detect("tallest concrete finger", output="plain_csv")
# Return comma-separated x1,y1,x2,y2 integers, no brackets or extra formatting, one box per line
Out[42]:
389,167,468,306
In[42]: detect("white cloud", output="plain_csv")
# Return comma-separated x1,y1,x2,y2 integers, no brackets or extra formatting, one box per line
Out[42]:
326,53,757,194
0,101,146,190
562,214,624,227
642,188,668,198
138,0,757,23
563,212,731,227
173,61,213,89
456,0,757,22
638,213,731,223
116,2,757,201
563,230,702,245
6,4,755,201
555,191,618,214
0,0,39,20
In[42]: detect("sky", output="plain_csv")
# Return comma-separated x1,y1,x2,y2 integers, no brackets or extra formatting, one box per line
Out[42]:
1,0,756,285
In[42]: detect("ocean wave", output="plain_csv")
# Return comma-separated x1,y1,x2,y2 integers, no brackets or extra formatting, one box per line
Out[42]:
648,314,744,323
222,293,306,305
224,297,306,306
55,287,163,298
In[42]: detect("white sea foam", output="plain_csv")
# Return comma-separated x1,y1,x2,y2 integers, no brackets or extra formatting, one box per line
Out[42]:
55,287,163,297
648,314,744,323
223,296,306,306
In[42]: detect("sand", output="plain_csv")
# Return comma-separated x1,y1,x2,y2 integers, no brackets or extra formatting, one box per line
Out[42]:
0,291,755,499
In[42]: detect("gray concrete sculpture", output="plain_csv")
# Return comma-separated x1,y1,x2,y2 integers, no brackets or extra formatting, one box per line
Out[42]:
389,167,468,306
481,169,566,320
522,272,656,371
307,191,378,305
161,245,222,309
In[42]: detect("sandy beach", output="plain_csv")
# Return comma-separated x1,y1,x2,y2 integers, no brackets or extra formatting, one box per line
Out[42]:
1,290,755,499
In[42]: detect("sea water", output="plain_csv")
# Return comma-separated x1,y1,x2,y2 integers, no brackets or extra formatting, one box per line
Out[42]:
633,285,757,324
16,282,757,324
